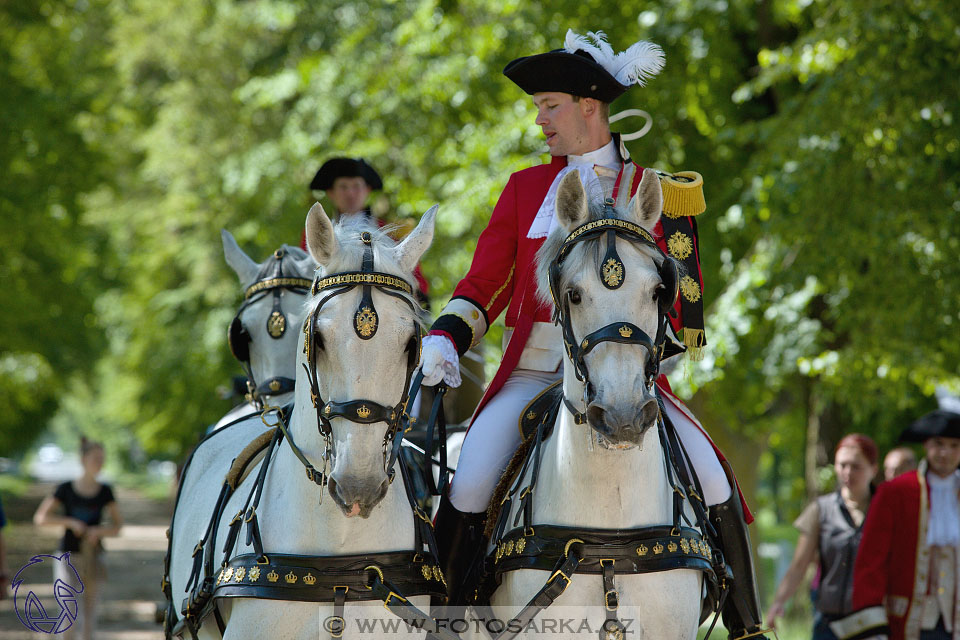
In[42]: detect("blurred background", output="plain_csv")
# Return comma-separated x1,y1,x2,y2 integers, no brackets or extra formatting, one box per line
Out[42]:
1,0,957,637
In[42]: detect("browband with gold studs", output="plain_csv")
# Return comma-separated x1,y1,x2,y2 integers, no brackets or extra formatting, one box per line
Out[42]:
244,277,314,299
311,272,413,296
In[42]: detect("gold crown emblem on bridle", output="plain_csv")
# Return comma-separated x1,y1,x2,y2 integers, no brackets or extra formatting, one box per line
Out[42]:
267,570,279,583
356,405,372,419
302,572,317,585
285,571,298,584
619,325,633,338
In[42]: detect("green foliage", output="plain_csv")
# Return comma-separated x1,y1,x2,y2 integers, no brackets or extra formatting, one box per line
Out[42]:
1,1,956,522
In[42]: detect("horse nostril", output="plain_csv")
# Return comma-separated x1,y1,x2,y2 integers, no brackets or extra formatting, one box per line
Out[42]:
586,405,613,434
639,399,659,427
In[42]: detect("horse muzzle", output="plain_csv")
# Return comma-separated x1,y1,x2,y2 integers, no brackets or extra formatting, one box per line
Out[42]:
585,395,659,446
328,475,390,518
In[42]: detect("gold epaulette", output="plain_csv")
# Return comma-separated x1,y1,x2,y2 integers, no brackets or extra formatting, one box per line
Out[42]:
659,171,705,218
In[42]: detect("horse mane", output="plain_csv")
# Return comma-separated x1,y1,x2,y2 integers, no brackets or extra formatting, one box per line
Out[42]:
307,216,427,325
534,200,672,306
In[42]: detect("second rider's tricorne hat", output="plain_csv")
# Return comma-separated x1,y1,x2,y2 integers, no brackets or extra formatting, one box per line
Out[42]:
504,30,665,103
310,157,383,191
900,409,960,443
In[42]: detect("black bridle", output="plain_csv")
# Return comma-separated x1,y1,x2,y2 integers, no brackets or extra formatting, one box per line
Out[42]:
228,248,313,405
293,230,423,492
547,206,680,424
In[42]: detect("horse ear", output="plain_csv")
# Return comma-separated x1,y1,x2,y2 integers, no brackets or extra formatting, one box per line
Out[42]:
304,202,338,266
555,170,589,231
627,168,663,231
394,205,437,274
221,229,260,285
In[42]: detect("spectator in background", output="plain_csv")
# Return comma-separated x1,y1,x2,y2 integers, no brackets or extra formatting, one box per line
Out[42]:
884,446,918,482
832,409,960,640
34,437,123,640
767,433,879,639
0,495,9,599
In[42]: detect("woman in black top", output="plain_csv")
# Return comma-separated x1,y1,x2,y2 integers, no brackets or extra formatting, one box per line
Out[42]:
34,437,122,640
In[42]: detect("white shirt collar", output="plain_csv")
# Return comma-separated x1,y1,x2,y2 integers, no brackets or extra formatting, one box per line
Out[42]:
568,138,620,170
926,468,960,547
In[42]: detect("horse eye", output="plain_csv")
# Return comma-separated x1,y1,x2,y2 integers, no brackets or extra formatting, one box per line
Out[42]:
567,289,582,305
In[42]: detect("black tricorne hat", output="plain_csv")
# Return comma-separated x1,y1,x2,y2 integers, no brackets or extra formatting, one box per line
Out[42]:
503,30,664,103
505,49,627,103
310,157,383,191
900,409,960,443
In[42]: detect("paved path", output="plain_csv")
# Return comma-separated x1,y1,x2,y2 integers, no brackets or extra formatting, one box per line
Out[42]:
1,484,173,639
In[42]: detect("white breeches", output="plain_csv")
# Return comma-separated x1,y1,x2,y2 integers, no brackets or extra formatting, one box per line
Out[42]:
449,369,560,512
449,370,732,513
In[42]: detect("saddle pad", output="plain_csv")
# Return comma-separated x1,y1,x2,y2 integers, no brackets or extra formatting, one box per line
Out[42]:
517,380,563,442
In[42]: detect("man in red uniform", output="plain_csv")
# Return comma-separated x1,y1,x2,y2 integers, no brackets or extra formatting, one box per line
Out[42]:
420,29,770,639
831,410,960,640
304,157,430,300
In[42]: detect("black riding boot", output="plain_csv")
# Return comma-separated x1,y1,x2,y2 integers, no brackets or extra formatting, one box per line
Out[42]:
711,467,771,640
433,491,486,611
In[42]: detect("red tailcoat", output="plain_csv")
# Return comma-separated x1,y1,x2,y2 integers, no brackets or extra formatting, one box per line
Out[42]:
838,463,960,640
430,153,751,519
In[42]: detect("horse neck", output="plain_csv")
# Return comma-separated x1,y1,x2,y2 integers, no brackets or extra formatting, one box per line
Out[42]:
530,372,673,529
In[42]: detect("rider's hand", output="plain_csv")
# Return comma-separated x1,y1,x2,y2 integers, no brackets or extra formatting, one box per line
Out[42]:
419,335,462,388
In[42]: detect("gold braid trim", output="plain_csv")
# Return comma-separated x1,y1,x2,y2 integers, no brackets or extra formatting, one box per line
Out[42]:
682,328,705,361
485,263,515,312
660,171,706,218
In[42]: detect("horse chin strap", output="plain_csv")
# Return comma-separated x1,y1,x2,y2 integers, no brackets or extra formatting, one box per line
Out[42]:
292,230,422,492
548,211,679,425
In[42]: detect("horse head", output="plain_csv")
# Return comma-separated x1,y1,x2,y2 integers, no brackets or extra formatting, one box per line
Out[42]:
299,202,436,517
536,168,675,446
222,231,316,402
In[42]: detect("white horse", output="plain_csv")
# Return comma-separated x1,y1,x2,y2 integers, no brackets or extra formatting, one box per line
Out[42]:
213,232,316,429
478,169,708,639
167,203,446,640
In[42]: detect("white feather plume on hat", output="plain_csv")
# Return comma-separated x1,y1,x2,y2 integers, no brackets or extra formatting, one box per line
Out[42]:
563,29,665,87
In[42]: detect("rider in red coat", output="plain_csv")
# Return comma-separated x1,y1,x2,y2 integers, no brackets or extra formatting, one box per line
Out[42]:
831,409,960,640
420,30,769,639
302,157,430,300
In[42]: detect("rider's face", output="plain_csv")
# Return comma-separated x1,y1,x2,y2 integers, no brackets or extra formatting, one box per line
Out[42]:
533,92,590,157
923,437,960,478
326,177,372,215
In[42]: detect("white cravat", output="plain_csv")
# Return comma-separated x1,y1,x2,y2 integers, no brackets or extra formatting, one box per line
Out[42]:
927,470,960,546
527,139,622,239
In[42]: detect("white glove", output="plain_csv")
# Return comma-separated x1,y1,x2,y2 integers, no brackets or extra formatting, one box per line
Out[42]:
419,335,462,387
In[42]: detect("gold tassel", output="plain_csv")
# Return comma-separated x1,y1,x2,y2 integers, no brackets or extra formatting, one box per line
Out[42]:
682,328,705,361
660,171,706,218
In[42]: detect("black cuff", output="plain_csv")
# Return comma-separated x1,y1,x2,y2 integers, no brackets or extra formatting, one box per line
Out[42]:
430,314,474,356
